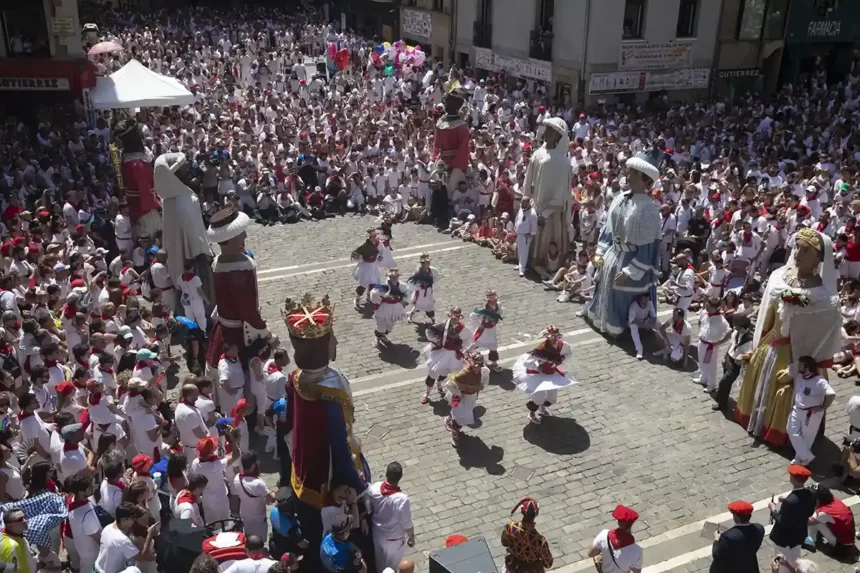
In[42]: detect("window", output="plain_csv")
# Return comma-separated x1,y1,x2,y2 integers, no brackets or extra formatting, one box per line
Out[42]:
737,0,766,40
538,0,555,32
762,0,789,40
1,2,50,57
676,0,699,38
623,0,646,40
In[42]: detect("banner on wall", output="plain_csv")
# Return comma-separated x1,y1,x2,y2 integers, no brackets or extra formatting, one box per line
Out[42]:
401,8,432,39
473,48,552,83
618,40,695,71
589,67,710,95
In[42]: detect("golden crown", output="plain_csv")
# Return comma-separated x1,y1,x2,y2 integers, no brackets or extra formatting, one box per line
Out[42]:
795,227,822,252
282,293,334,339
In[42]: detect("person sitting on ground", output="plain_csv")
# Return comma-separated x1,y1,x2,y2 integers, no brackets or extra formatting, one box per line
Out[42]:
804,486,856,557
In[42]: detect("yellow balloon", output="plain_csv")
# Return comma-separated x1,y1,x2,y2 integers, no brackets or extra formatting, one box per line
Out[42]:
383,42,391,48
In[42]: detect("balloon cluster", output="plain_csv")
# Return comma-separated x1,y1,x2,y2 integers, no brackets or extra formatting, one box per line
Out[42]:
328,42,351,71
370,40,426,76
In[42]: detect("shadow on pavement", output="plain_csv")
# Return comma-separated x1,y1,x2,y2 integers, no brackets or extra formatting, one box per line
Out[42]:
522,416,591,455
378,343,420,369
468,405,486,429
489,369,516,391
456,434,505,475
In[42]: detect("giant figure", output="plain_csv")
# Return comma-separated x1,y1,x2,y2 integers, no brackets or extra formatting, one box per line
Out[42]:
584,149,663,336
112,119,162,238
204,206,269,368
522,117,572,270
153,152,214,304
282,293,370,569
432,88,470,194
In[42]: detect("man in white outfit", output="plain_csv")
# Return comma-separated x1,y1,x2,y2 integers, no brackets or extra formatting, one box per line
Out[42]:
368,462,414,573
514,197,538,278
628,293,657,360
222,535,276,572
787,356,836,466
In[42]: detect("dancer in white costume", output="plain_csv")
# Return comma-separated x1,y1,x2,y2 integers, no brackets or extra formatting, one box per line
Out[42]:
513,325,577,424
369,268,409,348
350,227,383,311
407,253,441,324
444,351,489,446
468,290,503,372
421,306,473,404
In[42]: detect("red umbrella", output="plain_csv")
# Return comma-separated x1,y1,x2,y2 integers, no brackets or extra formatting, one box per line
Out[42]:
87,41,124,56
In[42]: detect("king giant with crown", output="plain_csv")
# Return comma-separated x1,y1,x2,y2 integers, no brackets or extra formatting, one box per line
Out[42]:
282,294,370,559
432,87,470,192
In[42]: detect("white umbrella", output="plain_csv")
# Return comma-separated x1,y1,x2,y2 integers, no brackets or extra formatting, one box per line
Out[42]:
88,41,124,56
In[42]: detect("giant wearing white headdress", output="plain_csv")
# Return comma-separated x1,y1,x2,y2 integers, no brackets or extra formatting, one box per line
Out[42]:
584,148,663,336
522,117,573,270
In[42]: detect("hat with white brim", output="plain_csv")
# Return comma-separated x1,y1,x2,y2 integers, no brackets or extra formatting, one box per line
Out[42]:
625,149,662,182
208,207,252,244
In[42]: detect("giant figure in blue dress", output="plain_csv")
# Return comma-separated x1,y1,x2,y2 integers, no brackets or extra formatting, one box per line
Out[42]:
584,149,663,336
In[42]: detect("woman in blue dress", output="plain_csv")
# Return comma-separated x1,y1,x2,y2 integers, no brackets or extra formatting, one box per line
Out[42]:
584,148,663,337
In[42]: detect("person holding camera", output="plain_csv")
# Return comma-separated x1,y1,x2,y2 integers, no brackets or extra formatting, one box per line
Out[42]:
769,465,816,573
710,500,764,573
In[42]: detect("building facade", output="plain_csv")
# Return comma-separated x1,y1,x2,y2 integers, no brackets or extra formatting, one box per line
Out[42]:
399,0,454,66
0,0,96,120
455,0,721,105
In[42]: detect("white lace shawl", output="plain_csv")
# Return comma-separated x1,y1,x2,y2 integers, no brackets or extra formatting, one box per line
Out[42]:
603,192,662,246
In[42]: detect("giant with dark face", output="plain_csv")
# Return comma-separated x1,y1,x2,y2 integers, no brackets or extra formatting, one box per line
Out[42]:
112,118,161,238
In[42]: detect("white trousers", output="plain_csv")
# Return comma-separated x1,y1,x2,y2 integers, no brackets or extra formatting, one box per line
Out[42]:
659,239,673,272
183,298,208,331
218,386,244,420
629,321,656,353
697,341,720,389
675,294,693,311
242,515,268,542
516,235,531,273
373,535,407,573
787,407,824,464
203,494,231,525
774,544,801,573
808,521,837,546
529,389,558,406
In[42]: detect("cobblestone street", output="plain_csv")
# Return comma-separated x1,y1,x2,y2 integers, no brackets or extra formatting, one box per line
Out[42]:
248,215,860,572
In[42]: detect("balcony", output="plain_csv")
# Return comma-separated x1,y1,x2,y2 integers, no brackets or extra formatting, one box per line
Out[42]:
473,21,492,49
529,29,553,61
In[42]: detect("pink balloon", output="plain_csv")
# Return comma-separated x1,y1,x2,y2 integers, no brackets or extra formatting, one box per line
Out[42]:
413,51,425,67
414,45,421,52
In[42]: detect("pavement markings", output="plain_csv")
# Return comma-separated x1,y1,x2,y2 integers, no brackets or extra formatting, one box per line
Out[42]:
257,241,456,275
258,245,468,282
556,494,860,573
351,309,675,395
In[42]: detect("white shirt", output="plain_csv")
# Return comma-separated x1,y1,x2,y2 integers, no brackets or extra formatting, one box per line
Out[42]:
99,480,124,518
515,207,538,236
190,457,230,500
94,523,140,573
174,402,207,451
793,373,835,409
223,557,278,573
233,474,268,519
150,262,172,290
174,496,204,526
673,268,695,297
698,311,730,344
67,501,102,559
368,481,413,540
628,301,656,325
848,396,860,432
727,330,754,361
60,444,88,481
592,529,643,573
219,358,245,390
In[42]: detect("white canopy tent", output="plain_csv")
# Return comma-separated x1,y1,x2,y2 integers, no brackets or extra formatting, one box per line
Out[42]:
92,59,195,109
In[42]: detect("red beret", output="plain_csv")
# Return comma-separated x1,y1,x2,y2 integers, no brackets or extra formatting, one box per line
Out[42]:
727,500,754,516
538,106,546,114
611,505,639,523
12,237,25,246
445,534,469,547
27,246,38,254
75,224,84,234
788,464,812,480
132,453,153,473
70,279,86,288
56,381,75,397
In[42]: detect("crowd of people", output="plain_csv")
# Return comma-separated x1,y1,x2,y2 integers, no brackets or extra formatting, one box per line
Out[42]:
0,1,859,572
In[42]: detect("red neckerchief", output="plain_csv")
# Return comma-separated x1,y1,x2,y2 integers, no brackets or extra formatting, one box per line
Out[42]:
267,362,281,375
109,479,125,490
707,311,722,317
248,553,268,560
136,361,151,371
672,320,684,334
88,393,102,406
380,481,401,496
101,368,113,375
239,470,259,479
221,354,237,363
743,232,752,243
62,495,91,538
120,265,131,275
45,359,58,369
63,441,80,452
62,304,77,319
127,389,140,398
181,272,196,281
608,528,635,549
76,358,89,369
176,490,197,505
18,410,34,422
817,222,826,232
199,454,220,463
686,264,694,271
